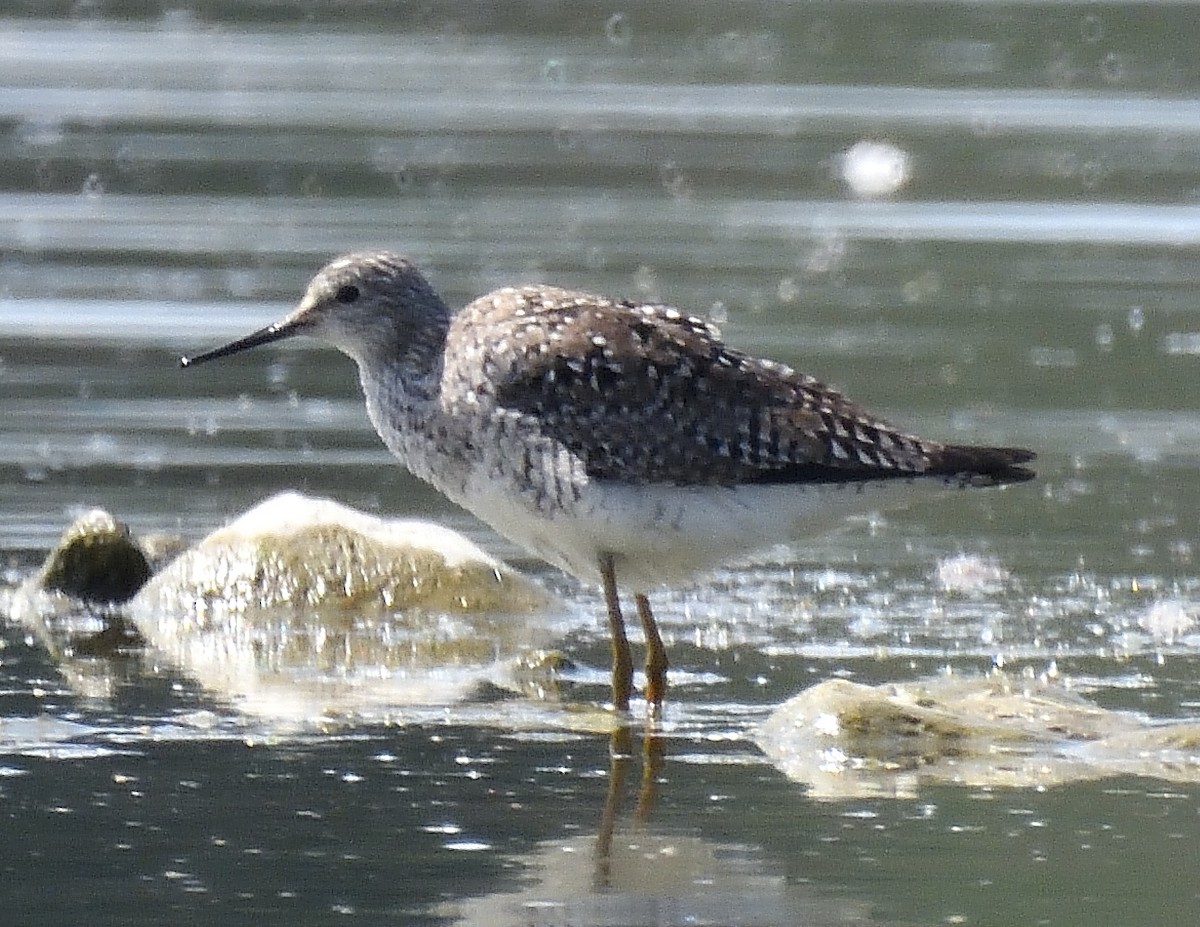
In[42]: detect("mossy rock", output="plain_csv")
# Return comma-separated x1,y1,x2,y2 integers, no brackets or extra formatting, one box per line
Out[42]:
37,509,151,604
756,673,1200,797
131,492,554,675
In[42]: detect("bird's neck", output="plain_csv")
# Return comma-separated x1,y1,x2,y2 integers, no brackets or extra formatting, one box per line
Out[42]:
347,299,454,481
348,301,450,395
357,352,453,490
358,348,444,418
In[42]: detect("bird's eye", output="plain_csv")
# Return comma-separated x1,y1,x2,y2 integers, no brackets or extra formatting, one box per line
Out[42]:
335,284,360,304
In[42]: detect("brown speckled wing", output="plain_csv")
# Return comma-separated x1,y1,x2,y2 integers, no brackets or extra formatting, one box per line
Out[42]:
446,286,1034,488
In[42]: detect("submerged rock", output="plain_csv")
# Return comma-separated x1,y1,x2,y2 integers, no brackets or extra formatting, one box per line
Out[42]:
756,672,1200,798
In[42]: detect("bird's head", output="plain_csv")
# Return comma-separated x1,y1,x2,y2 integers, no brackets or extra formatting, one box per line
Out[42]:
181,252,450,369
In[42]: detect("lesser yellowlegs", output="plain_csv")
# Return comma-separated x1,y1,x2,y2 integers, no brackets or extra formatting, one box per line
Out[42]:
182,252,1035,711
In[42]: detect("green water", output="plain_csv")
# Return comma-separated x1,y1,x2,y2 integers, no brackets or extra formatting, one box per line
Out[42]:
3,4,1200,925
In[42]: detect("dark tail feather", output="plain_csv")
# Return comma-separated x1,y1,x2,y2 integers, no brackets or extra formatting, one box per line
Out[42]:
935,445,1036,487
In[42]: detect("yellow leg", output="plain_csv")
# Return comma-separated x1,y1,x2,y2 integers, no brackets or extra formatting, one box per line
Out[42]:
635,593,668,710
600,555,633,712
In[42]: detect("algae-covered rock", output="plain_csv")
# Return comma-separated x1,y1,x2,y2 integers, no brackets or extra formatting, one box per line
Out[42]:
126,492,559,717
6,508,147,656
37,508,151,605
756,673,1200,798
4,493,565,718
136,492,547,619
1,508,148,698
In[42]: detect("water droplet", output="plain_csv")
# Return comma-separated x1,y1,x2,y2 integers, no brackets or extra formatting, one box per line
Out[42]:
1101,52,1125,84
839,140,911,199
632,265,659,301
604,12,631,48
81,173,105,198
1127,305,1144,334
709,300,728,323
369,141,405,174
21,464,48,483
541,59,566,84
801,234,848,276
902,270,941,305
658,161,692,200
777,277,799,303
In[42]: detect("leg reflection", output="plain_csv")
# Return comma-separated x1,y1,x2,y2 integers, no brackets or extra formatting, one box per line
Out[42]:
593,721,666,890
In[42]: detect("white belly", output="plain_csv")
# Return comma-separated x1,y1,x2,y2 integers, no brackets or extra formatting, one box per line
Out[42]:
454,472,961,591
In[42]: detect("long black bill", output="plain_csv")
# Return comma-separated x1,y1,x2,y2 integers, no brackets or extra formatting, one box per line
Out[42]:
180,318,301,368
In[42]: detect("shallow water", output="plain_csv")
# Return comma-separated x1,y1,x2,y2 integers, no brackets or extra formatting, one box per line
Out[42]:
4,4,1200,925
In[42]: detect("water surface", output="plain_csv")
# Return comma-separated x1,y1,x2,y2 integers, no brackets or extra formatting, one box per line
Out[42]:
3,4,1200,925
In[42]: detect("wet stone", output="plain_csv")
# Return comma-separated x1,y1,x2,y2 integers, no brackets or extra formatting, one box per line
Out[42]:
37,508,151,605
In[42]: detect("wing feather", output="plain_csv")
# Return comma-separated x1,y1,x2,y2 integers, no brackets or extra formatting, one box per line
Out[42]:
445,287,1034,487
